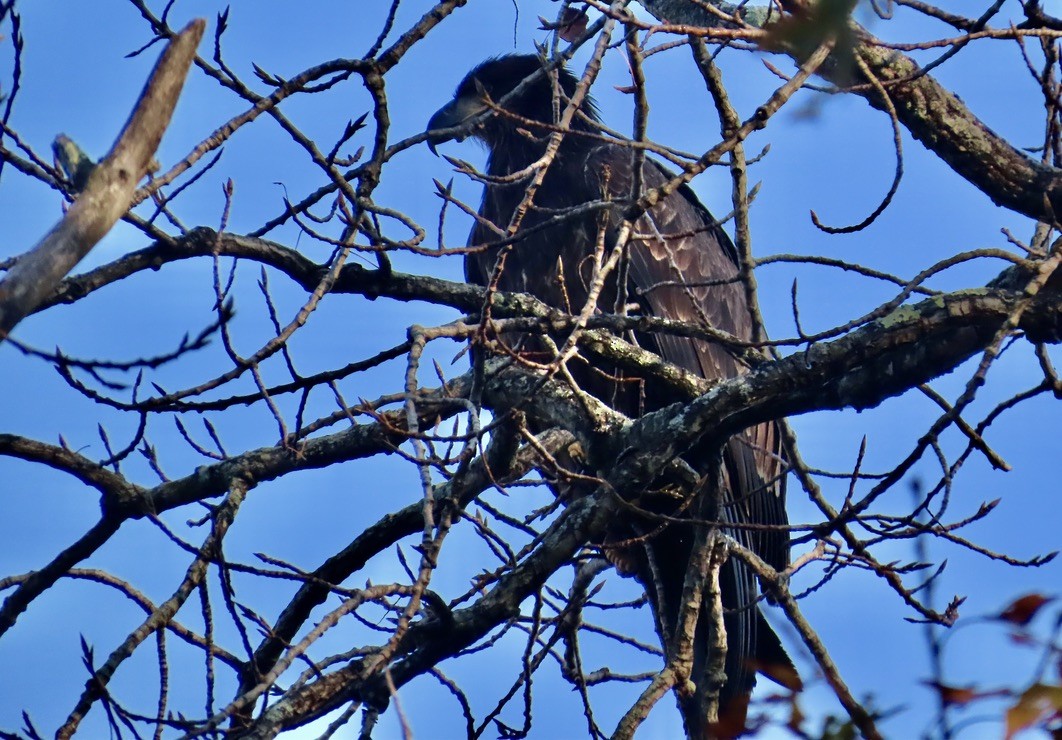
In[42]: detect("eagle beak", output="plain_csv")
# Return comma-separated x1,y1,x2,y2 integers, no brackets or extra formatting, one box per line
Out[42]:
426,96,486,155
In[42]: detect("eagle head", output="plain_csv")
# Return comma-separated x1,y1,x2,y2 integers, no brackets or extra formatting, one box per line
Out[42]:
425,54,595,154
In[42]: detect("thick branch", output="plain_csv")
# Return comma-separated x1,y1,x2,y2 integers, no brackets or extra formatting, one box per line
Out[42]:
0,19,205,340
0,434,143,500
637,1,1062,224
844,41,1062,224
0,376,471,638
621,285,1062,471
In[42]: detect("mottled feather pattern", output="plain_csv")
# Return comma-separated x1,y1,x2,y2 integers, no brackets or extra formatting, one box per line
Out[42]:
434,54,798,733
585,145,788,573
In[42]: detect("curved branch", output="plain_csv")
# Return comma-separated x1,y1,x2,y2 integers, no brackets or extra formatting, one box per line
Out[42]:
0,434,143,501
0,516,122,637
234,424,569,703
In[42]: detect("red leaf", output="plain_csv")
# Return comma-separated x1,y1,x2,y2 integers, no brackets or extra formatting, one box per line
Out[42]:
1009,631,1038,647
999,593,1054,626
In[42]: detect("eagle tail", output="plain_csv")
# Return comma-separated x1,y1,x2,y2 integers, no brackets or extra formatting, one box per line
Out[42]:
753,609,803,692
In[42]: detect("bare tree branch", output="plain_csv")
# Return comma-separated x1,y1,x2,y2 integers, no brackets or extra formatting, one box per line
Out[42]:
0,18,205,340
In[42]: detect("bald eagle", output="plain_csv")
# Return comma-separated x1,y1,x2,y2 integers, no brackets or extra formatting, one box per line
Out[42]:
427,54,798,735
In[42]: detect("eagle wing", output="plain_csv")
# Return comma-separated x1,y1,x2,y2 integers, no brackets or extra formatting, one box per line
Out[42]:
584,144,789,573
464,140,797,723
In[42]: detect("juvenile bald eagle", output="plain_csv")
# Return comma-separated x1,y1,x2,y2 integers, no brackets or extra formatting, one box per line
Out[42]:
427,54,798,735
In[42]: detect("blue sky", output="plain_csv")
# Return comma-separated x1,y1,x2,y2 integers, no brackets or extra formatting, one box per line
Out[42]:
1,1,1059,738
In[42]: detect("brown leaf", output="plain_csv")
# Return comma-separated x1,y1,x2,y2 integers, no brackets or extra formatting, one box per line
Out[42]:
999,593,1054,626
923,680,1008,707
749,658,804,692
923,681,978,707
558,9,589,42
538,9,590,42
1005,684,1062,739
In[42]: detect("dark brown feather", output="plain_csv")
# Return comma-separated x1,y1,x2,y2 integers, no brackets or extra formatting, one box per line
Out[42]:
437,54,796,735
